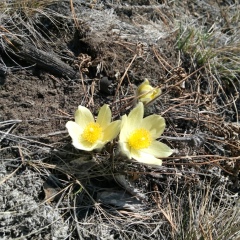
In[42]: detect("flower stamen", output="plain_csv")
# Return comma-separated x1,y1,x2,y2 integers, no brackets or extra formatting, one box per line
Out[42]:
128,128,151,150
82,122,102,144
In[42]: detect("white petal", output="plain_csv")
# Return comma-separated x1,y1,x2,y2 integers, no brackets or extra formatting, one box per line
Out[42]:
139,97,151,104
72,139,92,151
75,106,94,127
120,104,144,142
66,121,91,150
141,115,165,138
89,140,105,151
135,152,163,166
126,102,144,129
96,104,111,129
119,115,129,142
142,141,173,158
66,121,83,141
102,120,121,142
119,141,131,159
73,137,103,151
129,148,141,160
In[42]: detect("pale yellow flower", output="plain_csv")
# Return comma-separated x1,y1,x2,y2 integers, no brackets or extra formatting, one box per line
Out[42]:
136,79,161,104
119,102,173,166
66,105,121,151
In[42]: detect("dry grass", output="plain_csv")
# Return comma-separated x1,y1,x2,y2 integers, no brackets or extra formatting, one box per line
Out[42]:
0,0,240,239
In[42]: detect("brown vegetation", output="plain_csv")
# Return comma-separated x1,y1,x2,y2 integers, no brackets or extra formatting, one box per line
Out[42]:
0,0,239,239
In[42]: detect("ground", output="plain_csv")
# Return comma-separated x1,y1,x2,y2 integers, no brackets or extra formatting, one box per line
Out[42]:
0,0,239,239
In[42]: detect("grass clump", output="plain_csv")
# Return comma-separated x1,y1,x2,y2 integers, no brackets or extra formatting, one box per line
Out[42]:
175,1,240,79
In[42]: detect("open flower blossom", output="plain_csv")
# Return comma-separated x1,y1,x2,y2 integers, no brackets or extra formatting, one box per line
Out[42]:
136,79,161,104
119,102,173,166
66,105,121,151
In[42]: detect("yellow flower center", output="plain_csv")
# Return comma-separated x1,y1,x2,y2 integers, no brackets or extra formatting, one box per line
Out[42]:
128,128,152,150
82,122,102,144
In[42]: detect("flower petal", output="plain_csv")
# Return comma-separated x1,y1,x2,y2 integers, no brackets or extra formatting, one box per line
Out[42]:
66,121,91,150
129,148,141,160
66,121,101,151
151,88,161,98
137,79,152,95
75,106,94,127
119,141,132,159
102,120,121,142
119,115,129,141
139,96,151,104
72,138,92,151
142,141,173,158
66,121,83,141
126,102,144,129
141,114,166,138
94,141,106,149
131,150,163,166
74,136,104,151
137,79,161,104
96,104,111,129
